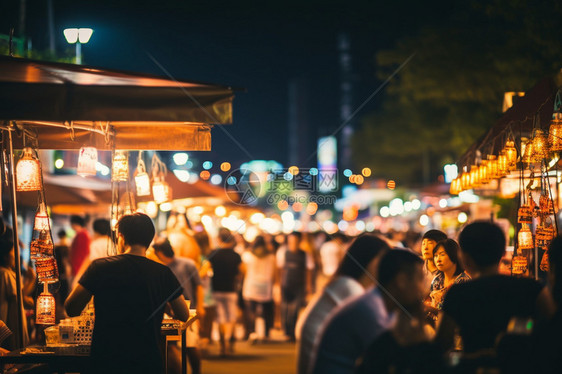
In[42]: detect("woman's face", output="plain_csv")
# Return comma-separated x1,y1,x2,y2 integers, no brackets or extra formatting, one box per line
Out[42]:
421,239,437,260
434,247,456,273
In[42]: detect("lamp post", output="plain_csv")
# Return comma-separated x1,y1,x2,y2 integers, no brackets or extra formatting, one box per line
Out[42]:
63,28,93,64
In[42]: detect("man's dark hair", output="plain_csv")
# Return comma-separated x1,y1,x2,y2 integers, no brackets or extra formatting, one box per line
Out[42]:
57,229,67,239
458,221,505,268
93,219,111,237
218,227,235,245
433,239,464,276
70,215,86,227
117,213,155,248
153,238,175,258
422,229,447,243
286,231,302,243
378,249,424,288
336,234,390,280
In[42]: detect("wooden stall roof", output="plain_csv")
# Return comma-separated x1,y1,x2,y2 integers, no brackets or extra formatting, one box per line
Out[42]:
0,55,237,150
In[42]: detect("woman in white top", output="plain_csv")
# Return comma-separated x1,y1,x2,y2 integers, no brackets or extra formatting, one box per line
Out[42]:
296,234,391,374
242,235,276,340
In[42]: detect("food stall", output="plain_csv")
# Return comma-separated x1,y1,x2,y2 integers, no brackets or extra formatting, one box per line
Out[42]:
449,76,561,279
0,54,236,357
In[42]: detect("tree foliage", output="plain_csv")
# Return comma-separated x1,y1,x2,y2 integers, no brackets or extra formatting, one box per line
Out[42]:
353,0,562,186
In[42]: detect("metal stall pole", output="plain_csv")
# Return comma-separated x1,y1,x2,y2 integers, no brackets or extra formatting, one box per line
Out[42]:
7,127,25,348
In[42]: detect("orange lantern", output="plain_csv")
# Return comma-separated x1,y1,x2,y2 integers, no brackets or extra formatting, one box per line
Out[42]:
504,140,518,170
497,151,508,176
77,146,98,176
540,252,550,272
521,138,534,164
134,157,151,196
36,283,56,325
111,151,129,182
16,147,42,191
35,256,58,283
512,253,528,275
34,202,50,231
531,129,549,161
30,230,54,259
479,160,489,184
449,178,461,195
518,224,534,250
461,171,470,190
549,116,562,152
487,155,499,179
152,178,171,204
469,165,480,188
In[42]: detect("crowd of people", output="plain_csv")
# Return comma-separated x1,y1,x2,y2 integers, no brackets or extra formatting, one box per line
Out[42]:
1,211,562,373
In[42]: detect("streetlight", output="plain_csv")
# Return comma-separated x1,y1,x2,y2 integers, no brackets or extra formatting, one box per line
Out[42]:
63,28,93,64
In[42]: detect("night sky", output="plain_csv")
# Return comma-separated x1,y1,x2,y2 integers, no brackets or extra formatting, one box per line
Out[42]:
1,0,447,168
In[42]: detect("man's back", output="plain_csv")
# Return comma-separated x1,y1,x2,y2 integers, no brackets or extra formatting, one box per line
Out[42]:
310,288,393,374
79,254,182,373
442,274,543,353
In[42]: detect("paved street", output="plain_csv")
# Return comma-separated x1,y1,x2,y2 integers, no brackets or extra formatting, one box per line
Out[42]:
202,339,297,374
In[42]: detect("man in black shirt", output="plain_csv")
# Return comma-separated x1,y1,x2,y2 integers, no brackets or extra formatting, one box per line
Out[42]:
65,213,189,374
435,221,555,354
207,228,245,355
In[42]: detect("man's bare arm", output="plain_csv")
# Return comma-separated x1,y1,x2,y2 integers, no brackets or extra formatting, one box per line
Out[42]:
65,284,92,317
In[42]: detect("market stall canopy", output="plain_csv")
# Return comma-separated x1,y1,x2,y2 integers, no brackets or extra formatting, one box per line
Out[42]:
0,55,236,150
459,77,559,167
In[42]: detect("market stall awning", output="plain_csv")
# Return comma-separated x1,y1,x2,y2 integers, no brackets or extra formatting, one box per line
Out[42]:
0,55,236,150
459,78,558,166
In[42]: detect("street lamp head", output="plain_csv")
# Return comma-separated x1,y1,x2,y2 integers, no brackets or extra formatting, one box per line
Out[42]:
63,28,79,44
78,28,93,44
63,28,93,44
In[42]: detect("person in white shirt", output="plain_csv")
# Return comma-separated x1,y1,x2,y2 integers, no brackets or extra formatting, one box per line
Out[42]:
242,235,276,340
73,218,113,285
89,219,113,260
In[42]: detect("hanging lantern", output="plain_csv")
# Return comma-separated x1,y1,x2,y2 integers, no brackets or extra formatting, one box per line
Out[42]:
535,222,555,250
517,204,532,223
77,146,98,176
521,138,533,164
518,224,534,250
504,140,518,170
135,156,151,196
30,230,54,259
461,171,470,191
539,193,554,216
497,151,508,176
486,155,499,179
549,115,562,152
479,160,490,184
540,252,550,272
111,151,129,182
449,178,461,195
512,252,528,275
35,256,58,283
36,283,56,325
469,165,480,188
531,129,549,161
16,147,42,191
34,202,50,231
152,178,171,204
